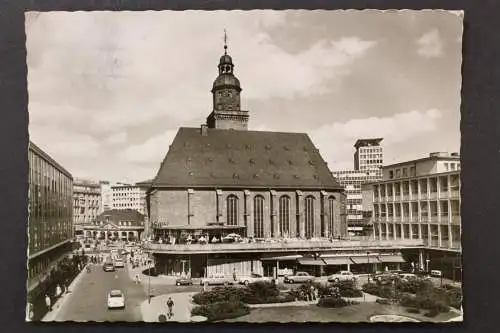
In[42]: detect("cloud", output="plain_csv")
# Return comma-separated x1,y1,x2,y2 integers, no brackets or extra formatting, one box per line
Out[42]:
416,29,444,58
309,109,443,170
105,131,127,145
118,129,178,164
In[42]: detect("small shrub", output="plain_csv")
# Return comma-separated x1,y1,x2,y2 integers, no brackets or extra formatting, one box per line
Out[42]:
407,308,420,314
340,287,363,298
362,283,394,299
317,296,349,308
191,301,249,322
192,287,246,305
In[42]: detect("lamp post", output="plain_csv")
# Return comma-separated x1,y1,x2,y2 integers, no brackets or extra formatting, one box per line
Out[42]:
148,253,152,304
425,259,430,273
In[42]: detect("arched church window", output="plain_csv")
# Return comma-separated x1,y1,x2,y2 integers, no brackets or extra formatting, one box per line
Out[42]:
227,195,238,226
328,196,336,237
279,195,290,237
305,196,315,238
254,195,265,238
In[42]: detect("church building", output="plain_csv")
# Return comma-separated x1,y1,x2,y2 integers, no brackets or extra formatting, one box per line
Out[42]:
143,39,363,279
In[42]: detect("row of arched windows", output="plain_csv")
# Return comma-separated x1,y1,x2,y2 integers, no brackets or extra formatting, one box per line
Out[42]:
226,194,337,238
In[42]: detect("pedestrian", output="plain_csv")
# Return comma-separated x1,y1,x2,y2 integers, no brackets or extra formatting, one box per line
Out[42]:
45,294,52,311
56,284,62,298
232,268,237,282
166,297,174,318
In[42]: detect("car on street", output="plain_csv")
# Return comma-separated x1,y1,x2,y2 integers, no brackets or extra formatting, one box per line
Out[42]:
114,258,125,268
327,270,357,283
398,273,418,282
175,277,194,286
103,262,115,272
284,271,314,284
200,274,235,286
238,273,274,285
371,271,400,284
107,290,125,309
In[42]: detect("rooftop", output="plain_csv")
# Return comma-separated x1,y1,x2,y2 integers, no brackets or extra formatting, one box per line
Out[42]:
150,127,342,190
383,152,460,169
354,138,383,149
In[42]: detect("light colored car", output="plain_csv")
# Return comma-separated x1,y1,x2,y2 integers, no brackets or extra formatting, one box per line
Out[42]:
103,262,115,272
327,270,357,283
399,273,417,282
107,290,125,309
284,272,314,284
200,274,235,286
239,273,273,285
114,259,125,268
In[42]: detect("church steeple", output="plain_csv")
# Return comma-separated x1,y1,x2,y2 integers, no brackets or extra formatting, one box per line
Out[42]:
207,31,249,130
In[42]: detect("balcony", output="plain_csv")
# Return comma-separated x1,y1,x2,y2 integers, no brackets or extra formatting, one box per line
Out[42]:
420,193,428,200
143,238,425,254
393,217,401,223
429,192,437,200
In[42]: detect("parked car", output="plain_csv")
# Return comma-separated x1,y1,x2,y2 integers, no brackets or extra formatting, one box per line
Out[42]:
107,290,125,309
371,272,399,284
200,274,235,286
327,270,357,283
238,273,273,285
114,259,125,268
103,262,115,272
175,277,194,286
284,272,314,284
398,273,418,282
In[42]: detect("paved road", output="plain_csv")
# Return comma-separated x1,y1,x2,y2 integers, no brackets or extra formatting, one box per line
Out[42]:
54,264,147,322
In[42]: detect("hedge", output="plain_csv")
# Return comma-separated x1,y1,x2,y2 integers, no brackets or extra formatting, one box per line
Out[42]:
191,301,250,322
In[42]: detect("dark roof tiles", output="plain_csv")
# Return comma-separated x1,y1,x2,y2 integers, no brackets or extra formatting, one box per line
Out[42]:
151,127,342,190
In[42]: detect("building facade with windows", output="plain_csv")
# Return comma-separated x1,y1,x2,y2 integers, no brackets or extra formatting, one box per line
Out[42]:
99,180,113,213
82,209,145,242
111,183,147,216
332,138,384,236
72,178,101,232
363,152,462,280
142,43,422,279
28,142,73,293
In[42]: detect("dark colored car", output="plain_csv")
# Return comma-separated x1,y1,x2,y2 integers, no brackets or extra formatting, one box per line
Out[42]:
175,277,193,286
103,262,115,272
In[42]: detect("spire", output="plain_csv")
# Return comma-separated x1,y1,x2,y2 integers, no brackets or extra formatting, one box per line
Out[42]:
224,29,228,55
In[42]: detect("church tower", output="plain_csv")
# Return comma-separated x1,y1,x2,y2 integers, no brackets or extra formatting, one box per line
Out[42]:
206,31,249,130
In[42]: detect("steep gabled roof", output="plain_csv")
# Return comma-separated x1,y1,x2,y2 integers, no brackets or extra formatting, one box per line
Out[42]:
96,209,144,226
151,127,342,190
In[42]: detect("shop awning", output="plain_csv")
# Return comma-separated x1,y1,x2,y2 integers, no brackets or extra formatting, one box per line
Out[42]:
322,257,353,265
298,258,326,266
154,225,246,230
262,255,303,261
350,256,382,264
378,255,405,263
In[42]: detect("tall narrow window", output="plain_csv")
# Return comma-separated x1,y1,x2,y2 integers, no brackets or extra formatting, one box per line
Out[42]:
226,195,238,226
279,195,290,237
305,196,315,238
254,195,264,238
328,196,336,237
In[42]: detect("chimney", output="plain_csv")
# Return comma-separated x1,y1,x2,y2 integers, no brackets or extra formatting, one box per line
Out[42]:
200,124,208,136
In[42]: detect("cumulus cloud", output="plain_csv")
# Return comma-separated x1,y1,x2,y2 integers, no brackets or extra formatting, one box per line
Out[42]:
416,29,444,58
309,109,443,170
118,129,178,164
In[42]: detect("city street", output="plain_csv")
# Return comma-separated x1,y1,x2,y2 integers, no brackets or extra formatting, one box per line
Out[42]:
53,264,146,321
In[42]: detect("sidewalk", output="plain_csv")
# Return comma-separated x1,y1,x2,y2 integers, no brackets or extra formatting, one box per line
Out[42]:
140,292,197,322
41,264,88,322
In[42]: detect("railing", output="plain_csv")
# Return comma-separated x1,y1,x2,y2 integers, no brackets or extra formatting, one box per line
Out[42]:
449,190,460,199
143,238,425,253
393,217,401,223
420,193,428,200
429,192,437,200
440,240,450,248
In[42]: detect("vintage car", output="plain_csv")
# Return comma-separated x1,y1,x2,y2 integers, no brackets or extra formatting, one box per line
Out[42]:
103,262,115,272
200,274,235,286
327,271,357,283
107,290,125,309
175,277,194,286
238,273,274,285
283,271,315,284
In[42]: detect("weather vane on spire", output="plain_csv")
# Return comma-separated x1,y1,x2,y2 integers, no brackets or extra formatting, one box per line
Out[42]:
224,29,228,54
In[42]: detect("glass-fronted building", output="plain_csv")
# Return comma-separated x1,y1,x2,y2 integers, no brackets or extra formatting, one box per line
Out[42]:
28,142,73,292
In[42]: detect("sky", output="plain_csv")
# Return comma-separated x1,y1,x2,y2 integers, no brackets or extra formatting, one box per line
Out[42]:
25,10,463,184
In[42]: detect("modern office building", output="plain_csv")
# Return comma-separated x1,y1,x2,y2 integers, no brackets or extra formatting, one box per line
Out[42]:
142,41,421,279
28,142,73,293
354,138,384,176
363,152,462,279
111,183,147,216
332,138,384,236
72,178,101,233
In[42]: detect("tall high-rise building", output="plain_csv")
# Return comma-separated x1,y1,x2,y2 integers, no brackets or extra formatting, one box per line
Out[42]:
28,142,73,293
332,138,384,236
99,180,112,213
354,138,384,176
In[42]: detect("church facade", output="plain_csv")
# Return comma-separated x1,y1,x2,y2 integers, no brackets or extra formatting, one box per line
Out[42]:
143,42,416,279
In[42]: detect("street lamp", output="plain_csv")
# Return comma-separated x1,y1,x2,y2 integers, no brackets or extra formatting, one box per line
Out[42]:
426,259,430,273
148,254,152,304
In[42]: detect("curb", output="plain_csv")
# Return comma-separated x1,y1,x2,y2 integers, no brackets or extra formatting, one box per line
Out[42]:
41,264,89,322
